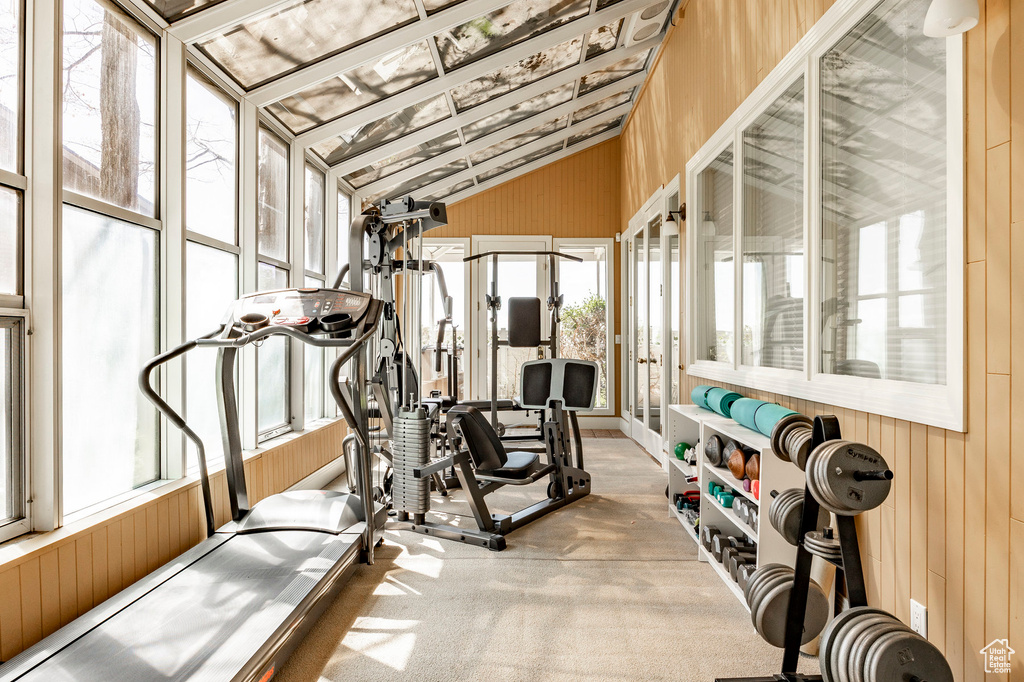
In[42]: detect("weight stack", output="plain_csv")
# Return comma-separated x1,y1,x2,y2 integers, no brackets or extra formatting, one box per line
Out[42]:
392,408,431,515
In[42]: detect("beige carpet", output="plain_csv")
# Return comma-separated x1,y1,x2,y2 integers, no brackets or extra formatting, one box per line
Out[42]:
278,437,816,681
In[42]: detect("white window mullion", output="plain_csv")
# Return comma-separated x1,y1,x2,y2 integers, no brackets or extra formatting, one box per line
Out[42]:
238,99,259,450
805,57,820,382
288,144,305,432
732,127,743,372
162,35,187,480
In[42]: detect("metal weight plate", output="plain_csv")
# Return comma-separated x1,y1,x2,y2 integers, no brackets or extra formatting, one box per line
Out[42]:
838,613,892,682
743,563,790,605
747,568,792,622
869,630,953,682
850,619,906,682
789,428,814,469
822,441,892,514
820,607,891,682
846,616,898,682
755,578,830,647
750,571,794,628
705,435,725,467
770,413,812,461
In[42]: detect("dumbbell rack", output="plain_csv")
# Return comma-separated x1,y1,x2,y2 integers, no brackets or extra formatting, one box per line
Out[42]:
717,415,866,682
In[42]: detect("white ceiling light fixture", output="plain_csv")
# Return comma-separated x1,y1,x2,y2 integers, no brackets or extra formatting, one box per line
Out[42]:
923,0,979,37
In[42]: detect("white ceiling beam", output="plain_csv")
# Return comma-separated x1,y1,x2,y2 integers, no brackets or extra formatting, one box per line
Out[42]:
249,0,654,107
169,0,297,44
356,91,635,196
407,103,630,200
245,0,520,105
328,49,652,176
293,31,656,150
440,127,620,205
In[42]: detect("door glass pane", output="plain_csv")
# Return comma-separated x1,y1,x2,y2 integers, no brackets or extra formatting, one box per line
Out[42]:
0,187,22,295
486,255,539,401
1,317,23,525
558,245,609,409
633,230,645,421
305,164,325,274
694,146,734,363
258,128,289,261
0,0,21,172
185,241,237,471
186,69,237,244
669,232,680,404
648,219,662,433
62,205,159,513
258,264,289,434
820,0,946,384
742,78,804,370
63,0,157,215
418,244,466,400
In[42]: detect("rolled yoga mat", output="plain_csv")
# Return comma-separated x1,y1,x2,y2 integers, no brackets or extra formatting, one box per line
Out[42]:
730,398,798,437
690,385,744,418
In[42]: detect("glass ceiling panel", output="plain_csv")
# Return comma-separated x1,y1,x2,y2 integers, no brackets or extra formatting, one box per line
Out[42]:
461,82,574,141
199,0,419,89
311,93,450,166
142,0,227,22
585,19,622,59
476,141,563,183
363,158,469,207
578,49,650,95
596,0,626,8
422,178,475,202
571,87,633,124
450,37,583,111
422,0,465,15
266,42,438,133
344,131,461,189
435,0,589,71
567,115,622,145
469,115,567,165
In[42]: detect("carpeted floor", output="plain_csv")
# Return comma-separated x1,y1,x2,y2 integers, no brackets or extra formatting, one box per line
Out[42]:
278,437,815,681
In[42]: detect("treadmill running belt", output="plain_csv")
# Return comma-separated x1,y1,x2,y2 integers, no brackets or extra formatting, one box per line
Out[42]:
6,531,359,681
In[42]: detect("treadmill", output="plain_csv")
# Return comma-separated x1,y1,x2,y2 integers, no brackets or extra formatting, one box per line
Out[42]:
0,286,385,682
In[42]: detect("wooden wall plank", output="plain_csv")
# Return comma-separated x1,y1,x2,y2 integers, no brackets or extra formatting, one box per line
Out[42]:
18,559,41,650
0,567,22,661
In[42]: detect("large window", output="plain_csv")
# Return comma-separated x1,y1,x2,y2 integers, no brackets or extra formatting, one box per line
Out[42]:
1,317,24,538
185,67,238,470
257,127,290,438
61,0,162,514
418,241,467,400
555,241,612,410
686,0,961,429
304,163,326,423
0,0,22,300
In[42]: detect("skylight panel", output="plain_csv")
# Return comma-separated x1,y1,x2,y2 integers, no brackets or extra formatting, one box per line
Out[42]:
585,19,622,59
422,178,474,201
311,94,450,166
567,116,622,145
198,0,419,89
450,37,583,111
266,41,438,133
461,83,574,141
476,141,563,182
363,158,469,207
435,0,590,71
578,49,650,94
141,0,226,22
570,87,633,124
422,0,466,15
468,116,568,165
343,132,462,188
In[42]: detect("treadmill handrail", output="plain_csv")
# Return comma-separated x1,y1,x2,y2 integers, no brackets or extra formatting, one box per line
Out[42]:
196,323,373,348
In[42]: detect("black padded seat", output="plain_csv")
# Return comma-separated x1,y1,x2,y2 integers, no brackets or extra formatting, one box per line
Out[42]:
478,451,538,479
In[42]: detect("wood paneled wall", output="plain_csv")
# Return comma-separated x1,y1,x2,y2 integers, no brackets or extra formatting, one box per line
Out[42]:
0,420,348,661
620,1,1022,680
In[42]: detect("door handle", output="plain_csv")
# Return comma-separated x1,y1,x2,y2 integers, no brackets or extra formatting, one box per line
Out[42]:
637,358,647,364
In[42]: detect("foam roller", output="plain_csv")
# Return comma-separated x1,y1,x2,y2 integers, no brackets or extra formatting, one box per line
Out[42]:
691,385,743,418
731,398,798,437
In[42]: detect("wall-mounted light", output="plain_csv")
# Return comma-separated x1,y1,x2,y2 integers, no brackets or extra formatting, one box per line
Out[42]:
923,0,979,37
665,204,685,223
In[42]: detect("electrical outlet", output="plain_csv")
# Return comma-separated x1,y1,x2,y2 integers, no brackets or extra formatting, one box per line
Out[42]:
910,599,928,638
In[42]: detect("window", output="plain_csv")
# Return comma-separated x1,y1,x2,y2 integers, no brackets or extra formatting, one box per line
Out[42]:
257,126,291,439
1,317,24,539
0,0,22,300
304,163,326,423
337,186,351,285
185,67,239,471
418,241,467,400
685,0,962,429
62,206,160,513
63,0,157,215
555,241,612,411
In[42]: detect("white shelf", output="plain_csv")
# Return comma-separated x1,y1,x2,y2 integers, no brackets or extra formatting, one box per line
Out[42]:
699,545,750,611
703,491,758,541
702,463,758,504
669,505,700,545
669,456,697,478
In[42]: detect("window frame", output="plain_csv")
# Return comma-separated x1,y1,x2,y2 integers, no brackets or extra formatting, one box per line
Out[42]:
0,311,27,543
684,0,965,431
419,237,471,400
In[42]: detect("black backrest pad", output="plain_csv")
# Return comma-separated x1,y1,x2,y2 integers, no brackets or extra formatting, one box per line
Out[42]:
507,297,542,347
563,362,597,409
522,362,553,407
447,406,506,470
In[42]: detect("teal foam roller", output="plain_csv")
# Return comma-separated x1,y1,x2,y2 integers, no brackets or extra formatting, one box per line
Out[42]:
706,387,743,418
691,385,714,408
731,398,798,437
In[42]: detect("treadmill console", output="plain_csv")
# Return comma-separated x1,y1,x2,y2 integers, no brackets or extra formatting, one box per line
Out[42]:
224,288,380,340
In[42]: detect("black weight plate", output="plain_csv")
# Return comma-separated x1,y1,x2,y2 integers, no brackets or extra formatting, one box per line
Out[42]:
822,441,892,515
870,630,953,682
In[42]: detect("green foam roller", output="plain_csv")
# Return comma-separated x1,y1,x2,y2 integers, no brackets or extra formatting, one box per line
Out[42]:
730,398,798,437
691,385,714,409
706,387,743,418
